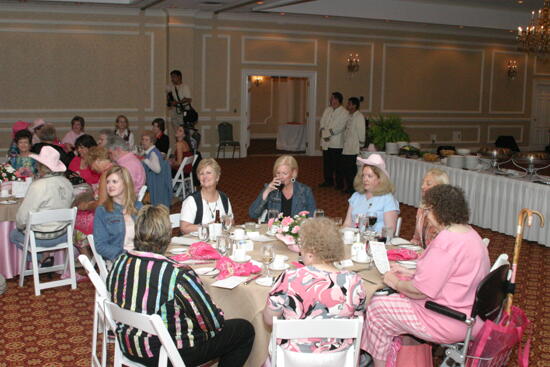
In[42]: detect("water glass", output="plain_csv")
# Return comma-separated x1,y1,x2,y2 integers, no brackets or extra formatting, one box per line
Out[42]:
197,225,209,242
216,235,230,257
267,209,280,223
221,214,234,233
314,209,325,218
245,222,257,232
261,244,275,278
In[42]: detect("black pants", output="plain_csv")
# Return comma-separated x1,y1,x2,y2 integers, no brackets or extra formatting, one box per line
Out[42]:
126,319,255,367
341,154,358,192
322,148,343,186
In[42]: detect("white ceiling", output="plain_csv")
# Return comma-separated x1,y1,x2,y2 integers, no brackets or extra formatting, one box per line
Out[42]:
5,0,546,31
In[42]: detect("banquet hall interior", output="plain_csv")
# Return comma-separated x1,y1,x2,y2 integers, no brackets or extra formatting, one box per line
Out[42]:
1,0,549,366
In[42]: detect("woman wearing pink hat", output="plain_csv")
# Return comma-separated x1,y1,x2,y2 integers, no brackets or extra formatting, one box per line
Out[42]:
343,153,399,233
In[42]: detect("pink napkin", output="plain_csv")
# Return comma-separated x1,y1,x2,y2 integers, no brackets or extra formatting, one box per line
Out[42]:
170,242,221,262
275,234,300,253
215,257,261,280
387,248,418,261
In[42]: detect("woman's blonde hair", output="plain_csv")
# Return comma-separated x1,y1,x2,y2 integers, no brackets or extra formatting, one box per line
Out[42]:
85,146,110,167
273,155,298,177
134,205,171,254
103,165,137,215
197,158,221,178
353,164,394,196
299,218,345,263
424,168,450,185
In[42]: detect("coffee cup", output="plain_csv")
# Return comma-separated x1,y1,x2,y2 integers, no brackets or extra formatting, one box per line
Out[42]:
233,228,246,239
355,250,368,262
233,248,246,261
343,229,355,245
272,255,286,269
464,155,479,170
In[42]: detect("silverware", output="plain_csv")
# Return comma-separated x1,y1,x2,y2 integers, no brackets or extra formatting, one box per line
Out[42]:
244,273,262,285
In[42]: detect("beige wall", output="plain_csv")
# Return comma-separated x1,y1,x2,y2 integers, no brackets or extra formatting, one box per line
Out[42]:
1,6,545,157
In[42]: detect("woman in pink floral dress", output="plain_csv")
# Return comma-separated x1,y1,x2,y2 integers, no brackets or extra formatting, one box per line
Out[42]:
263,217,366,354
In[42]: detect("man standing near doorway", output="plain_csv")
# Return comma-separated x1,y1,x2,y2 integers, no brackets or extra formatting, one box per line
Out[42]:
319,92,348,189
167,70,192,132
341,97,366,194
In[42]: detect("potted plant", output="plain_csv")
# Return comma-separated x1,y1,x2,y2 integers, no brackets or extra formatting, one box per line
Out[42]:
368,114,409,151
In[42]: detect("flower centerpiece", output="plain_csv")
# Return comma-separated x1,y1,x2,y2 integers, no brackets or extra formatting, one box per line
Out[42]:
268,211,309,252
0,163,20,182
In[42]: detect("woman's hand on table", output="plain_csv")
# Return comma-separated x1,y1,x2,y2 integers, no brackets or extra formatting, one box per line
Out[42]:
383,271,400,290
390,262,416,276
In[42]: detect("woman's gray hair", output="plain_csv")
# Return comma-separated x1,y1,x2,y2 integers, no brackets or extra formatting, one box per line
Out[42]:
106,135,130,152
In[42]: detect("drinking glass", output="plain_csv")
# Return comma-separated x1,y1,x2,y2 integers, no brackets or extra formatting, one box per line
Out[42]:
314,209,325,218
198,225,209,242
267,209,280,223
216,235,230,257
367,211,378,232
261,244,275,278
221,214,234,233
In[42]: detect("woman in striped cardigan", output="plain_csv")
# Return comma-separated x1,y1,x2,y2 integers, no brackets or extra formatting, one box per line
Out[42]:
107,205,255,366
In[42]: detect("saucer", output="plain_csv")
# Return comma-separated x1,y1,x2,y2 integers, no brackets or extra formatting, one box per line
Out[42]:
352,256,371,264
255,276,274,287
229,255,251,263
170,247,187,254
269,263,289,271
194,267,220,276
397,260,417,269
0,200,17,205
397,244,423,252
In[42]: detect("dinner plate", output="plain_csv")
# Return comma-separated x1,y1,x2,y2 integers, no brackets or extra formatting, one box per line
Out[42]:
194,267,220,276
390,237,412,246
229,255,251,263
170,247,187,254
230,234,249,241
0,200,17,205
189,231,199,237
255,276,274,287
269,263,289,271
397,260,417,269
171,237,196,246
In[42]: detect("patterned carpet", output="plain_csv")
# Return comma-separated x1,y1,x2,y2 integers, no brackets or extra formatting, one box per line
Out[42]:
0,155,548,366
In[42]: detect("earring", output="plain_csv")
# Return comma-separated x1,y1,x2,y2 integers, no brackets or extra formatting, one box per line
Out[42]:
291,177,296,183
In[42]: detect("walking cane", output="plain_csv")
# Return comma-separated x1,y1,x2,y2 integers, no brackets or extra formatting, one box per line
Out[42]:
506,208,544,315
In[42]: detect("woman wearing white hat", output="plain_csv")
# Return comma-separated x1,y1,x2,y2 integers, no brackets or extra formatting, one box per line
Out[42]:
343,154,399,233
9,146,73,253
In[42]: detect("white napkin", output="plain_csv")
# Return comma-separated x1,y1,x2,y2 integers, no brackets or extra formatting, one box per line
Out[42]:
211,276,248,289
170,237,197,246
390,237,412,246
369,241,391,274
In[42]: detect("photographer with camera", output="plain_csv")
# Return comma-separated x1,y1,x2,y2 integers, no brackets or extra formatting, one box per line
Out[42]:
167,69,193,129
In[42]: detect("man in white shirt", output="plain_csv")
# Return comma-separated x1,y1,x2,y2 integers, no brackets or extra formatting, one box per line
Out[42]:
341,97,366,194
167,69,192,131
319,92,348,189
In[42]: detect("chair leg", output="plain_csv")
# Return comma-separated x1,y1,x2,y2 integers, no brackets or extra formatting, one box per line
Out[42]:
232,145,235,158
18,242,28,288
31,247,41,296
217,145,221,159
67,245,77,290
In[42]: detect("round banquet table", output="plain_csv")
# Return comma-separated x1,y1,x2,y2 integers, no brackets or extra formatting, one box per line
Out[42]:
166,225,384,367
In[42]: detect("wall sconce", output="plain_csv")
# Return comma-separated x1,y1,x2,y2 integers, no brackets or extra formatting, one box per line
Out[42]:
507,60,518,80
252,75,264,86
347,53,360,76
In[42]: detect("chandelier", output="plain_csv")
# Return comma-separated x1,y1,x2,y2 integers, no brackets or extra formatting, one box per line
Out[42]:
347,53,360,75
517,0,550,57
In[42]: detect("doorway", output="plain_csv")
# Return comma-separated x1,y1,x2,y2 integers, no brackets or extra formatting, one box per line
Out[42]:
531,81,550,150
240,69,317,157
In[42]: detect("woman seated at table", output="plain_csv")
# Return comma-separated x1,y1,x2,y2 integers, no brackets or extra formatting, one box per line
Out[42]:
68,134,100,185
107,205,255,366
61,115,85,153
249,155,316,220
7,120,30,159
362,185,490,367
343,154,399,233
141,131,172,208
169,125,193,176
410,168,449,248
114,114,135,151
9,146,73,266
180,158,233,234
263,217,366,355
93,165,142,261
9,129,36,177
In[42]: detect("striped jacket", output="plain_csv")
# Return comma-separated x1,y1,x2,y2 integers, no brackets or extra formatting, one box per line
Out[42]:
107,251,224,359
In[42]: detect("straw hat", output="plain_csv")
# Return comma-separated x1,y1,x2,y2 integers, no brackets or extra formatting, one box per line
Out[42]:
29,146,66,172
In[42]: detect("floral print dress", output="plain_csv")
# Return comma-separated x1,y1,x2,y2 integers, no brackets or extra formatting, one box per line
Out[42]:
267,266,366,353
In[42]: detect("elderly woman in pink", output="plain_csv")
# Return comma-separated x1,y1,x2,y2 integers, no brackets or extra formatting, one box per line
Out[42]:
362,185,490,367
410,168,449,248
61,116,85,152
263,217,365,356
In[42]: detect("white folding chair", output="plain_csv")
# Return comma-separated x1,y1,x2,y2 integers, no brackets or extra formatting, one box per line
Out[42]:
172,155,194,199
395,217,402,237
78,255,111,367
18,207,78,296
137,185,148,202
165,148,172,160
104,300,186,367
270,317,363,367
87,234,109,282
490,253,510,273
482,238,490,247
170,213,181,229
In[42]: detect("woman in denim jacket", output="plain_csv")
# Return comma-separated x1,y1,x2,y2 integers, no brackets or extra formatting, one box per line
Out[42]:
249,155,316,220
93,165,143,261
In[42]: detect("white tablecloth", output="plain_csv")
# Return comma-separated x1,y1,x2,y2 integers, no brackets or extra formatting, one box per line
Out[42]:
276,124,306,151
384,155,549,247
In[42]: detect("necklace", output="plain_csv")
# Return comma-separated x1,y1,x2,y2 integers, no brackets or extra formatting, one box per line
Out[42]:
205,199,218,219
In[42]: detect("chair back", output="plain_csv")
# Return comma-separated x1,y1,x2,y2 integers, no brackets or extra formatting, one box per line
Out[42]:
172,156,194,198
78,254,109,298
104,300,186,367
270,317,363,367
218,122,234,142
395,217,402,237
137,185,147,202
490,253,509,272
170,213,181,229
87,235,109,281
471,264,510,322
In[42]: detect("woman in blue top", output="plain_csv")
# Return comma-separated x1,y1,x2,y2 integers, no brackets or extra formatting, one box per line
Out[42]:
140,131,172,208
343,154,399,233
249,155,316,220
93,165,143,261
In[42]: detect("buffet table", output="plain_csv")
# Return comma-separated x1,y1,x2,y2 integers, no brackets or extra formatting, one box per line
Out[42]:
384,155,549,247
276,123,306,151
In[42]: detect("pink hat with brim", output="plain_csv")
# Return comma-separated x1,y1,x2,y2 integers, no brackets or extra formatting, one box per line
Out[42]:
29,146,66,173
32,118,46,130
12,121,30,139
357,154,390,178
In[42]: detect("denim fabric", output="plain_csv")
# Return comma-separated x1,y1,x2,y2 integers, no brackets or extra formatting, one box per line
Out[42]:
248,181,316,219
10,228,68,249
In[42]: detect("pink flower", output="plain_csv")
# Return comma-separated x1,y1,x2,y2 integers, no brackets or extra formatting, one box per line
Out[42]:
267,218,275,228
281,216,293,226
291,225,300,234
298,211,309,216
